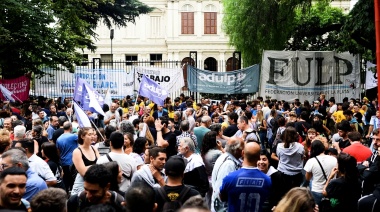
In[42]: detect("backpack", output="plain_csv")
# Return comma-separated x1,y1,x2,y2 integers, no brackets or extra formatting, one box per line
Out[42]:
365,105,376,123
157,186,191,212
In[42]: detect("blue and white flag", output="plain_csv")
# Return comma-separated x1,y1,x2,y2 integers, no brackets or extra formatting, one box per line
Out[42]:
0,84,15,102
84,84,105,116
73,101,92,128
73,77,104,114
138,75,168,106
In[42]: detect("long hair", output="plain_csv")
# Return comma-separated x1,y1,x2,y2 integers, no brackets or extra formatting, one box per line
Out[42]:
337,152,359,183
77,127,93,145
274,187,315,212
201,131,218,157
104,161,120,193
257,110,264,122
41,142,60,164
283,127,298,148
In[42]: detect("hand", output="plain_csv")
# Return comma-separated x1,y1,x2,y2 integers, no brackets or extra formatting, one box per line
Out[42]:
313,204,319,212
328,167,338,179
155,119,163,131
362,161,369,167
149,164,162,181
111,114,115,119
366,134,370,139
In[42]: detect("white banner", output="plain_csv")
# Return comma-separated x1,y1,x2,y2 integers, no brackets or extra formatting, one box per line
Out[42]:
34,68,134,98
130,66,184,94
365,61,377,90
260,51,360,102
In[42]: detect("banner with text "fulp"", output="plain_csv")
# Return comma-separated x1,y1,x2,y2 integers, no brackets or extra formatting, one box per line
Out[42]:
259,51,360,102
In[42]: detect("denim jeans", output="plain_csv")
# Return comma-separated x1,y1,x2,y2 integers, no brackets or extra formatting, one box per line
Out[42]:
311,191,324,206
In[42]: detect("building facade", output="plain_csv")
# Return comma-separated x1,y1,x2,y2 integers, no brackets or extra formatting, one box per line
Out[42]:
82,0,354,72
83,0,238,72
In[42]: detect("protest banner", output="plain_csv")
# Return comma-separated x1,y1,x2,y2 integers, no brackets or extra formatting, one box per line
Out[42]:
186,65,260,94
130,66,184,93
34,68,134,98
365,61,377,90
0,76,30,101
259,51,360,102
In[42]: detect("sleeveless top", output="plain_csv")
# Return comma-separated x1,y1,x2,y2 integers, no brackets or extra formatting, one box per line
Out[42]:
78,146,98,166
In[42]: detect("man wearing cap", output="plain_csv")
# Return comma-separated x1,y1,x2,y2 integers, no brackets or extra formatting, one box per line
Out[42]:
155,156,200,212
311,100,327,119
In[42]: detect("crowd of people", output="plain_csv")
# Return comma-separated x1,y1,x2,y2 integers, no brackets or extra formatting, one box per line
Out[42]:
0,93,379,212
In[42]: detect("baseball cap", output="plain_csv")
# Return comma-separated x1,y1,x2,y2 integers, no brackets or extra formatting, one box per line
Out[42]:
164,155,187,176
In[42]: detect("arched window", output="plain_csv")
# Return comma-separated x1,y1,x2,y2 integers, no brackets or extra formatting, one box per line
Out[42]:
204,57,217,72
181,4,194,34
226,57,241,71
181,57,195,87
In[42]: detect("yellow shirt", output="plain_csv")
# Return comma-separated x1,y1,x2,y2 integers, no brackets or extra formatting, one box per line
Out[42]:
332,110,346,123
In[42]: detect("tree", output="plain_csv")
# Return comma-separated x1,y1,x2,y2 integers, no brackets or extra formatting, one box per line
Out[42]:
222,0,312,65
286,1,346,51
286,0,375,62
0,0,152,78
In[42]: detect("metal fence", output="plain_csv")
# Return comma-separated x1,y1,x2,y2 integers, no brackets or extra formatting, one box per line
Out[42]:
32,59,244,102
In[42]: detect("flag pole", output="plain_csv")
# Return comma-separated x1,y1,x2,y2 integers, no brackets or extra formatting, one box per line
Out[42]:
73,99,105,141
89,119,106,141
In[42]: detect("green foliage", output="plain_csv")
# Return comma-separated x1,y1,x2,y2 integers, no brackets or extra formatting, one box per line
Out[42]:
341,0,375,61
223,0,376,65
222,0,312,65
286,1,346,51
0,0,152,78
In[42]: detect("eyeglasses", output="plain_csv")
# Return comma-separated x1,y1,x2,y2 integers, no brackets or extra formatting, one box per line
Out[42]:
1,163,14,170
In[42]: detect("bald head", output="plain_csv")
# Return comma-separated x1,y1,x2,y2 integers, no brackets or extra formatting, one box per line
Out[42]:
243,142,261,166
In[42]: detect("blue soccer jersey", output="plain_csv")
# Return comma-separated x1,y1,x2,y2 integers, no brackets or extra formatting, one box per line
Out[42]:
220,167,271,212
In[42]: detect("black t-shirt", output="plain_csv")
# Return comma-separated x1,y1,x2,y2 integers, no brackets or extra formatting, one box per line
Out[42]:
47,160,66,190
67,191,125,212
338,138,351,150
326,177,361,212
223,124,238,137
294,121,311,140
52,128,64,143
162,131,177,158
0,202,28,211
155,185,200,212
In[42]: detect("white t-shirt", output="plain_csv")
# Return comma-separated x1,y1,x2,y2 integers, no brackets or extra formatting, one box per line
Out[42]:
97,152,137,192
329,104,337,114
304,155,337,193
105,111,120,127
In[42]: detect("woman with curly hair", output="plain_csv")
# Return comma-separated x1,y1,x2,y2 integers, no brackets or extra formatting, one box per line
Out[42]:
276,126,305,197
130,137,149,170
